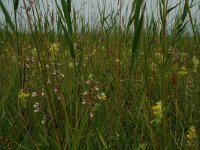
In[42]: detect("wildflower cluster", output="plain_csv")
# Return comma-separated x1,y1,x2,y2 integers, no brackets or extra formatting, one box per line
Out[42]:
178,66,188,76
68,62,74,69
151,100,163,126
82,74,107,118
97,92,107,101
180,52,189,60
192,55,199,72
49,42,59,62
33,102,41,113
155,52,163,64
41,114,48,124
18,89,30,108
32,47,37,58
31,91,49,124
149,50,164,73
150,62,157,72
49,42,59,54
186,125,197,147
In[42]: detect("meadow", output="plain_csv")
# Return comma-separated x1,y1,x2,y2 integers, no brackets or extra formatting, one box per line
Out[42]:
0,0,200,149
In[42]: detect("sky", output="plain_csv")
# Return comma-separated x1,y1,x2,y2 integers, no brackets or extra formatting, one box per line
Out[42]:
0,0,199,30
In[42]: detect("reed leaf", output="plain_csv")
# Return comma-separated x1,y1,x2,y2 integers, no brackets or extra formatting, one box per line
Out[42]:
55,0,75,59
96,128,108,149
0,69,19,114
167,2,181,14
130,2,146,74
0,1,15,33
185,0,199,44
13,0,19,12
60,19,75,59
60,0,73,36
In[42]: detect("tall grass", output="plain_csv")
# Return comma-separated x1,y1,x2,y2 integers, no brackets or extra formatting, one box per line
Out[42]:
0,0,200,149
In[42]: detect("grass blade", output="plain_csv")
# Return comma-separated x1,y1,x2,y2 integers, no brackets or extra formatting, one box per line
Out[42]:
13,0,19,12
60,0,73,36
130,2,146,74
0,1,15,33
167,2,181,14
55,0,75,59
96,128,108,149
60,19,75,59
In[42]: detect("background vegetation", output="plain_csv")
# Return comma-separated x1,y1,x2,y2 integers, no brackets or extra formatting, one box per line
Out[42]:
0,0,200,149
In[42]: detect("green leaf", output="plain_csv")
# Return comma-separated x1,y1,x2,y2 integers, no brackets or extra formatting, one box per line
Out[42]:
130,3,146,74
0,1,15,32
60,0,73,36
96,128,108,149
55,0,75,59
60,20,75,59
0,69,19,114
167,2,181,14
14,0,19,12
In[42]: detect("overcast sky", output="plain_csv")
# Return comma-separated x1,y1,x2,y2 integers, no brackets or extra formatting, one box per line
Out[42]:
0,0,199,29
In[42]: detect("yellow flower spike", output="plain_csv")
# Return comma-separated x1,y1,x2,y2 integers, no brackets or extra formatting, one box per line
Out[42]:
151,100,163,126
68,62,74,69
88,74,93,80
192,55,199,72
18,89,30,108
168,48,173,54
155,52,163,63
91,49,97,56
180,52,189,59
178,66,188,76
186,125,197,147
49,42,59,53
150,62,157,72
99,93,107,101
115,59,119,63
32,47,37,58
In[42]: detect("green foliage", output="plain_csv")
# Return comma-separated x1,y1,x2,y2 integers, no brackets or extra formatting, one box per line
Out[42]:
0,0,200,149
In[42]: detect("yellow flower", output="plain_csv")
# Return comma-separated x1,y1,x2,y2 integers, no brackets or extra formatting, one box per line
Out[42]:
91,49,97,55
152,101,162,118
192,55,199,72
186,125,197,146
68,62,74,69
32,47,37,58
88,74,93,80
115,59,120,63
178,66,188,76
155,52,163,63
168,48,174,54
151,100,163,126
49,42,59,53
18,89,30,108
101,93,107,100
180,52,189,59
150,62,157,72
98,93,107,101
